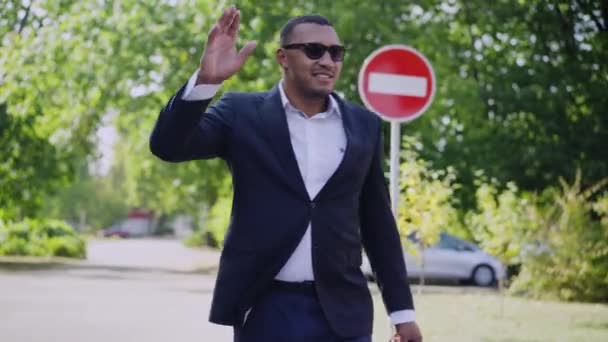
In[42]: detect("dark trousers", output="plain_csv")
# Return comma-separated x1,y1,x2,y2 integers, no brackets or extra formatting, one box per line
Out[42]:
233,281,371,342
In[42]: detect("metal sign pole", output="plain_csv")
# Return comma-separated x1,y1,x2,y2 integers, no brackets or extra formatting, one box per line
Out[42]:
359,45,436,341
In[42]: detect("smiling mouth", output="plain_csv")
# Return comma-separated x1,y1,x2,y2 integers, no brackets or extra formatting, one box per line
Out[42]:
313,73,334,80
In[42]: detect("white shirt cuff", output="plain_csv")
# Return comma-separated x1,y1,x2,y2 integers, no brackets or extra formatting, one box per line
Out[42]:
181,70,222,101
389,309,416,325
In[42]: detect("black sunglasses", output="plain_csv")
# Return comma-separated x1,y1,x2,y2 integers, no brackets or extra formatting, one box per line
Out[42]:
282,43,346,62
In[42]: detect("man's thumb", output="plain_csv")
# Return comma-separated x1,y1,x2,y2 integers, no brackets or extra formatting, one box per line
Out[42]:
237,41,257,65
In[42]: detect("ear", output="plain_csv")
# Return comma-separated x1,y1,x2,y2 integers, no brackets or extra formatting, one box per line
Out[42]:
276,48,288,71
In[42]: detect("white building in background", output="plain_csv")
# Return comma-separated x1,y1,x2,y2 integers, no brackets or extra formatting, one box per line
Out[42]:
102,209,196,238
122,209,154,236
103,209,154,238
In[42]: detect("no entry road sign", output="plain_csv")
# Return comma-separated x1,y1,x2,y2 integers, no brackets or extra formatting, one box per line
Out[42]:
358,45,436,122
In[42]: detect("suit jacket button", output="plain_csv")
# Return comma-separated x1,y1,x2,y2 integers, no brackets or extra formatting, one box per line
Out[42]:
310,202,316,208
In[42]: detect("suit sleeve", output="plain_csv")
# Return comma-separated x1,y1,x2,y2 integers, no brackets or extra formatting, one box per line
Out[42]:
360,117,414,312
149,83,235,162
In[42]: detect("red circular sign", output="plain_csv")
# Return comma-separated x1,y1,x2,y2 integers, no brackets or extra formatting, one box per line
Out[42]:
358,45,436,122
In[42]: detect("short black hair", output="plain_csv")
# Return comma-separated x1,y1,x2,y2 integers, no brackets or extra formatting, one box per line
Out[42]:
280,15,333,46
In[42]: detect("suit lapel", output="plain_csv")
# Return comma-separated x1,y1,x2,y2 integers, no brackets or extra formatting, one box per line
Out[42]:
256,87,364,202
312,94,359,201
257,86,309,200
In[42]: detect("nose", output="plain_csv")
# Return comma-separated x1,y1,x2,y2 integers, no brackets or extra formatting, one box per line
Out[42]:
317,50,334,67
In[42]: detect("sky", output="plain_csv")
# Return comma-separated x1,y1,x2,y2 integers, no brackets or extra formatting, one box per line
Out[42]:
90,111,118,176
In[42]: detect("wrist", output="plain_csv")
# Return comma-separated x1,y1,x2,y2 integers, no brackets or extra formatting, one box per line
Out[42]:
195,69,223,85
396,322,416,328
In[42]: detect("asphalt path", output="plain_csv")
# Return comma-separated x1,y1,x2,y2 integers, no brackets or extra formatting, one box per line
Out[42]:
0,238,492,341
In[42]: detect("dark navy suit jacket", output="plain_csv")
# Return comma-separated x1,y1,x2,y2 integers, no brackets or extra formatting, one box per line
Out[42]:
150,83,414,338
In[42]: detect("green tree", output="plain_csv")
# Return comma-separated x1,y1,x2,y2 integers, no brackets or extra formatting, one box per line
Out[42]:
40,168,129,231
0,104,77,220
3,0,605,246
466,179,537,267
401,1,608,206
1,1,231,220
397,137,463,287
0,1,85,220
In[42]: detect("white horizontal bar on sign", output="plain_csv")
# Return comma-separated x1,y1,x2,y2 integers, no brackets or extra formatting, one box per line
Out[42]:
368,72,428,98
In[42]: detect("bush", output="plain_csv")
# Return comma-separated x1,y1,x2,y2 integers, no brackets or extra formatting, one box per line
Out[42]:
183,229,205,248
0,237,28,256
0,219,87,259
46,236,86,258
509,173,608,302
466,180,536,267
182,176,232,249
397,137,463,249
205,188,232,247
193,176,233,248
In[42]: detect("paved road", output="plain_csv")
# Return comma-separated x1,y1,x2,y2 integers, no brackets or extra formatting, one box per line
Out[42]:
0,238,229,341
85,237,221,272
0,238,392,341
0,265,234,342
0,238,491,341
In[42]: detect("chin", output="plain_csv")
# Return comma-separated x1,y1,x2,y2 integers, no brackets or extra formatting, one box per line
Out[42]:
309,86,333,98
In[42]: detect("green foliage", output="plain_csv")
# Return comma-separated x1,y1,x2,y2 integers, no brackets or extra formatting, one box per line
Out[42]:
466,178,537,265
3,0,606,222
40,168,129,231
1,0,607,303
183,229,206,248
593,192,608,228
0,103,77,221
205,177,234,247
398,0,608,206
397,137,463,250
0,219,86,258
509,172,608,302
45,236,86,258
183,176,233,248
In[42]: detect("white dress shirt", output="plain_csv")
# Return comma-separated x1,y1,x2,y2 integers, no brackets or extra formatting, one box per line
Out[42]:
182,71,415,324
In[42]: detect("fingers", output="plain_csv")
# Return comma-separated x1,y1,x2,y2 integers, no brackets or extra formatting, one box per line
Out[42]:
209,7,237,43
218,6,238,33
227,9,241,38
236,41,258,65
218,8,230,31
208,24,219,43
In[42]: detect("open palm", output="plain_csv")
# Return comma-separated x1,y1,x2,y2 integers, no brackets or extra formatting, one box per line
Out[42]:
197,7,257,84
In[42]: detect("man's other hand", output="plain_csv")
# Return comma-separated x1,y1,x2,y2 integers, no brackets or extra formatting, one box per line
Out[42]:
393,322,422,342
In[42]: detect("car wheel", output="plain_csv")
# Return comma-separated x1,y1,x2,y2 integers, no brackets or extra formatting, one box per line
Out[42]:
471,265,495,286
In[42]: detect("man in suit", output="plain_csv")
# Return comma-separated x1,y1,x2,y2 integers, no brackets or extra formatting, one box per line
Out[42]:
150,7,422,342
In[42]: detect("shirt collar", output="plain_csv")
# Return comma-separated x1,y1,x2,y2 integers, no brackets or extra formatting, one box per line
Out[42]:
278,80,341,118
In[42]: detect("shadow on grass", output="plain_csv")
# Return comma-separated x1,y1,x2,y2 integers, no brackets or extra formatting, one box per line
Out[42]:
576,321,608,330
483,339,542,342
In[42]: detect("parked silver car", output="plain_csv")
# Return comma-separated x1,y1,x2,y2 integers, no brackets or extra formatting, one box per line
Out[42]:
361,232,505,286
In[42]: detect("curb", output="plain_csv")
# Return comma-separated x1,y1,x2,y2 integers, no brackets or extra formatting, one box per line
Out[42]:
0,256,218,275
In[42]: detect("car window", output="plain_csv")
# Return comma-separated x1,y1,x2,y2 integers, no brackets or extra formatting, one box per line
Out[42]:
409,232,478,251
437,234,462,250
438,233,479,251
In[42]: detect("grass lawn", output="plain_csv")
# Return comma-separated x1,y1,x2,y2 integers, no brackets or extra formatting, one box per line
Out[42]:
371,286,608,342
